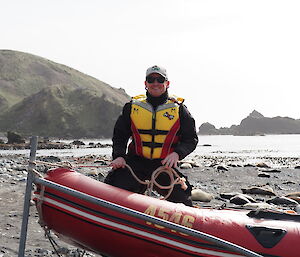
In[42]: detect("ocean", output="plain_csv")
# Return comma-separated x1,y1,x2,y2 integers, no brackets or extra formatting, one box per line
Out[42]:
0,134,299,160
197,134,300,158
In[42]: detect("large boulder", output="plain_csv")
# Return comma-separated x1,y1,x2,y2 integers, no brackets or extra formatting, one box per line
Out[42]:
7,131,25,144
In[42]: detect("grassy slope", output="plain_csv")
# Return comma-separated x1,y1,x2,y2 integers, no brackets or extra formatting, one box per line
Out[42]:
0,50,130,137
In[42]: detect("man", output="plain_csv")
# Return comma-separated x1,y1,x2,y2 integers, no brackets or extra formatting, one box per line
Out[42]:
104,65,198,206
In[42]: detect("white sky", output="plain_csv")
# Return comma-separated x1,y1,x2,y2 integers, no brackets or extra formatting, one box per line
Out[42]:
1,0,300,128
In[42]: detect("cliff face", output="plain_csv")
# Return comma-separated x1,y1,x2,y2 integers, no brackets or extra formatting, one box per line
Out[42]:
0,50,130,138
199,110,300,135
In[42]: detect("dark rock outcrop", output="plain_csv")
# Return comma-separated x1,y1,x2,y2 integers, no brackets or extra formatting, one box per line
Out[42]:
198,122,219,135
199,110,300,135
7,131,25,144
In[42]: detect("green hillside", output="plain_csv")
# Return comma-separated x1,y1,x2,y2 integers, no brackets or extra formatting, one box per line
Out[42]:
0,50,130,138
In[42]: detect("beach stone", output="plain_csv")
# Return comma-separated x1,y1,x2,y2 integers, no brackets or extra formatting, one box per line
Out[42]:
228,163,242,167
94,160,107,165
219,192,241,200
282,180,296,185
72,140,85,146
216,165,228,171
241,194,256,202
7,131,25,144
286,196,300,203
258,172,271,178
295,166,300,169
267,196,299,206
230,195,251,205
40,156,62,163
180,163,193,169
244,164,255,167
295,205,300,214
243,202,274,210
35,248,52,255
241,186,276,196
15,165,27,171
191,189,213,202
87,170,98,176
256,162,270,168
259,168,281,173
284,192,300,198
179,160,200,168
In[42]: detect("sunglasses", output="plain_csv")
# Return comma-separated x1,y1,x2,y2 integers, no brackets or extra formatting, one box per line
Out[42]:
146,76,166,83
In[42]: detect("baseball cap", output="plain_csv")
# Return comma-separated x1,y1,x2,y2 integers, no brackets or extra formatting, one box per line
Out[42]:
146,65,168,79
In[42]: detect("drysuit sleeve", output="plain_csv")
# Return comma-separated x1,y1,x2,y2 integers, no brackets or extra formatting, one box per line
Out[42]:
174,104,198,160
112,102,132,160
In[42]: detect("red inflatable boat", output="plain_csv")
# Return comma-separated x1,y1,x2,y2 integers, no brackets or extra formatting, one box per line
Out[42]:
34,168,300,257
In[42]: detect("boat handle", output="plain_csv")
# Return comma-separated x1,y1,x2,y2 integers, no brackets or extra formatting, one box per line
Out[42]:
246,225,287,248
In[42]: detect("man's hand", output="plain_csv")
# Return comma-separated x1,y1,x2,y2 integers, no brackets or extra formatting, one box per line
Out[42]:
161,152,179,168
110,157,126,169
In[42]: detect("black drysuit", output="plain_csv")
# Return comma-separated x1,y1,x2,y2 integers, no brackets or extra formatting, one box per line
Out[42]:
104,91,198,206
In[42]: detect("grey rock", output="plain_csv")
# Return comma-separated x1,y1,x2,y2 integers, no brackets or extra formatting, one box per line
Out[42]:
180,163,193,169
258,172,271,178
284,192,300,198
256,162,270,168
267,196,299,206
219,192,241,200
216,165,228,171
191,189,213,202
259,168,281,173
241,186,276,196
230,195,251,205
243,202,274,210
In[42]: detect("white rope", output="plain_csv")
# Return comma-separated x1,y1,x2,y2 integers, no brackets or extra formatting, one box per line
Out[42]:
125,164,188,200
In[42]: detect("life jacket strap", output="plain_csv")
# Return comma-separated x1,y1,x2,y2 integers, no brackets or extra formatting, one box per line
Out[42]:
138,129,169,136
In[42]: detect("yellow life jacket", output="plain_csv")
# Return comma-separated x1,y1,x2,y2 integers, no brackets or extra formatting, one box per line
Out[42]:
130,94,184,159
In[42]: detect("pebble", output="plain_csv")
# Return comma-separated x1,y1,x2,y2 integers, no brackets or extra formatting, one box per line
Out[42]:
241,186,276,196
244,164,255,167
243,202,274,210
286,196,300,203
258,172,271,178
216,165,228,171
284,192,300,197
191,189,213,202
256,162,270,168
180,163,193,169
267,196,299,206
259,168,281,173
230,195,252,205
219,192,241,200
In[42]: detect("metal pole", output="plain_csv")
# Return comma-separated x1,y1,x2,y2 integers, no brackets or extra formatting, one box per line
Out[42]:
18,136,38,257
34,177,263,257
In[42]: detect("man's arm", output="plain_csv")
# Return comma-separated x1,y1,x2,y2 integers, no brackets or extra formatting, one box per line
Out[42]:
174,104,198,160
112,102,132,160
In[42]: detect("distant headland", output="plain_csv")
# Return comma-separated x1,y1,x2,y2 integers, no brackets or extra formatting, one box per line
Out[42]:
198,110,300,135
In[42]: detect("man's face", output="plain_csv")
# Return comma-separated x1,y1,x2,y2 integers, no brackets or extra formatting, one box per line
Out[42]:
144,73,170,97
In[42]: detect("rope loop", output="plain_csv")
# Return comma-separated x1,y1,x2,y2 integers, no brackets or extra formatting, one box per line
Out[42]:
125,164,187,200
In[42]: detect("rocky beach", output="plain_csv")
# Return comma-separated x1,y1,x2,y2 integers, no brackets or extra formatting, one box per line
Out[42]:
1,152,300,257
